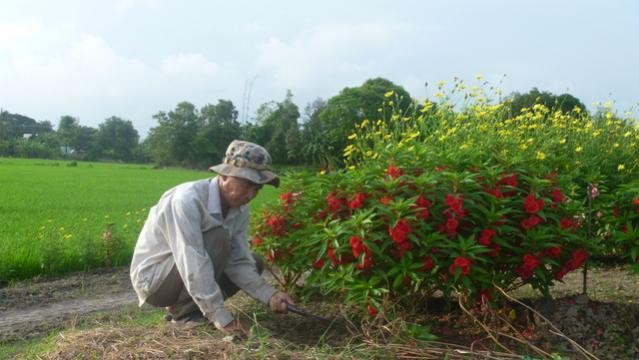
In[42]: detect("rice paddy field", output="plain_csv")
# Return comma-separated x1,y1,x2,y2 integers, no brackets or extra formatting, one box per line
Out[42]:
0,157,277,283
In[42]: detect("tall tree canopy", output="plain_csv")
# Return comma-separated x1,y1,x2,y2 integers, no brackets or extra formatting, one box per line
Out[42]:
317,78,412,166
506,88,586,116
94,116,140,161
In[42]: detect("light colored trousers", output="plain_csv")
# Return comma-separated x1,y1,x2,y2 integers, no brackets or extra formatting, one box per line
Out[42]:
145,226,263,319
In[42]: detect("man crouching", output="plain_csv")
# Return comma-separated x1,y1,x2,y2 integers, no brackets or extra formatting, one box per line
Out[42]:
130,140,293,336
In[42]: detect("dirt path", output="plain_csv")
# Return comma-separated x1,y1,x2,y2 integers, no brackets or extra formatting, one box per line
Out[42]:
0,267,136,343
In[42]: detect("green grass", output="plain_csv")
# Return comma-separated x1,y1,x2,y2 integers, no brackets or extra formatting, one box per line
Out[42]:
0,157,279,282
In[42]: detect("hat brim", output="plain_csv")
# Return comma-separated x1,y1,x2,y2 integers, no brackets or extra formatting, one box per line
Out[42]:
209,164,280,187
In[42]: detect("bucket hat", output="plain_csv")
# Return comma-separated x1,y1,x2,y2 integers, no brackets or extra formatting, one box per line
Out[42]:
209,140,280,187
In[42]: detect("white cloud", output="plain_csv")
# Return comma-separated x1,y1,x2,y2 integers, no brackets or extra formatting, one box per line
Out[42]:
254,22,411,89
161,53,220,78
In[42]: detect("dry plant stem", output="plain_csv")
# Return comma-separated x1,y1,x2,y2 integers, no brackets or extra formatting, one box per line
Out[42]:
494,312,552,358
457,297,516,356
265,264,286,288
494,285,600,360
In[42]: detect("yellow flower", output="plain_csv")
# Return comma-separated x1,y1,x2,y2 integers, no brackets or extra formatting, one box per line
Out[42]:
384,90,394,98
624,131,632,137
575,146,583,153
559,138,567,144
436,80,446,88
613,143,620,148
536,151,546,160
347,133,357,140
348,165,356,171
618,164,625,171
434,92,444,99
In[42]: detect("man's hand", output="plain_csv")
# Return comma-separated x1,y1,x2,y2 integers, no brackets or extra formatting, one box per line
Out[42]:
269,291,294,313
221,318,250,337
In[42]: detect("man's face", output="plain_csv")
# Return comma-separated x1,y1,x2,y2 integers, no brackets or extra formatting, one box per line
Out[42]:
219,175,263,209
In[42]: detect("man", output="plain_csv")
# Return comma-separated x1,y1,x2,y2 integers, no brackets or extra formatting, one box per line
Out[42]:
130,140,293,335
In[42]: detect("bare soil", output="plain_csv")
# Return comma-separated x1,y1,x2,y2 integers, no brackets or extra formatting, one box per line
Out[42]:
1,265,638,359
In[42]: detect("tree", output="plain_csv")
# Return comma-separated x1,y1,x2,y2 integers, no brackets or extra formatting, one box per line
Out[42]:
56,115,96,158
506,88,586,116
300,98,329,166
93,116,140,161
245,91,301,164
147,102,199,166
318,78,412,166
193,100,242,166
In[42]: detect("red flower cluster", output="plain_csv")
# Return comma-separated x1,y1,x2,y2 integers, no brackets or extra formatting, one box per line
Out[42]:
544,246,562,258
412,194,432,220
516,253,541,280
634,198,639,214
348,192,368,209
349,236,374,270
386,164,404,179
478,229,496,246
266,214,286,236
313,258,325,269
251,236,264,247
389,219,413,255
551,188,565,203
521,215,542,230
349,236,367,257
439,193,464,237
326,192,346,216
554,249,589,280
421,255,435,271
523,193,544,214
449,256,472,276
367,304,378,316
560,217,579,231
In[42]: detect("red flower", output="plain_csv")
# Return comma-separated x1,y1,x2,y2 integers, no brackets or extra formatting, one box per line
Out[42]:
554,267,568,280
516,253,541,279
560,217,578,231
251,237,264,247
387,164,404,179
498,173,519,188
421,256,435,271
326,192,345,214
312,258,325,269
567,249,589,270
445,217,459,235
266,214,286,236
445,193,464,215
367,304,378,316
348,192,368,209
355,251,374,270
449,256,472,276
349,236,367,258
551,188,565,203
634,198,639,206
478,229,496,246
485,187,504,198
544,246,562,258
389,219,412,244
379,196,393,205
280,192,294,206
327,247,340,267
412,194,432,220
523,193,544,214
521,215,542,230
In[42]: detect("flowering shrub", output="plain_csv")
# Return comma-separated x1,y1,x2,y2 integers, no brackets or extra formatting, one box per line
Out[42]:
252,79,638,316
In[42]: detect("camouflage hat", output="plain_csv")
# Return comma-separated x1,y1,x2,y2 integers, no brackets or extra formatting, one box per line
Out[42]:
209,140,280,187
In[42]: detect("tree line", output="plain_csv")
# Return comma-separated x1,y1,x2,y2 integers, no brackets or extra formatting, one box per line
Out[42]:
0,77,586,168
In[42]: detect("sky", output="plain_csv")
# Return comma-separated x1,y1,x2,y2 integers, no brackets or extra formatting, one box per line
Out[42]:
1,0,638,137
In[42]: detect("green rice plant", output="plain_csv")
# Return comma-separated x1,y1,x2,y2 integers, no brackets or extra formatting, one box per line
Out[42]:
0,158,280,282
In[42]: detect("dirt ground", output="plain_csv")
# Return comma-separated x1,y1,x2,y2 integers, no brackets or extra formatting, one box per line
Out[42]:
1,265,638,359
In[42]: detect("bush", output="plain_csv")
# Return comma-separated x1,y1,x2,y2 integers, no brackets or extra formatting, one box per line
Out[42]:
252,79,639,317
